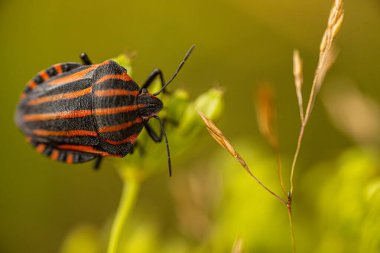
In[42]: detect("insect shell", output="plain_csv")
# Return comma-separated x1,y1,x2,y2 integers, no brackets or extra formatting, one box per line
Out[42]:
15,47,194,173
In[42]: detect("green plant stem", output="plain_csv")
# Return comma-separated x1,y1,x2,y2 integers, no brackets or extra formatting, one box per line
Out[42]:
107,179,140,253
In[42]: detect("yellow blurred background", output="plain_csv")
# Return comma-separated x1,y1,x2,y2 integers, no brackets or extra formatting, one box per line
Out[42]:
1,0,380,252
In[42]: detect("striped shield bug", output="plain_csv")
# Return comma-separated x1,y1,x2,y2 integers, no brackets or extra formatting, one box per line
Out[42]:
15,45,195,175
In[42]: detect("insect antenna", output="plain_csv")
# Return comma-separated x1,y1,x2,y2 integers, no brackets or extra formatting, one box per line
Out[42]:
154,115,172,177
153,45,195,96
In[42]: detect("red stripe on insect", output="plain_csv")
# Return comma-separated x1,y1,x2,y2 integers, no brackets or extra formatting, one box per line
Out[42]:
55,64,63,74
57,144,116,156
23,110,92,122
28,80,37,89
47,61,110,86
95,73,132,85
36,143,46,153
66,153,74,164
104,133,139,145
94,89,139,97
98,118,142,133
94,104,146,116
50,149,60,160
40,71,49,81
32,129,97,137
27,87,92,105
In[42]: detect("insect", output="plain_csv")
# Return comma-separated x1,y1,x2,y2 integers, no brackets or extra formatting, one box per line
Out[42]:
15,45,195,175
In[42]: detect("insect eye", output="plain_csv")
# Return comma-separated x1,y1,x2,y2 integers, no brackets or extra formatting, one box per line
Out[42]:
140,88,148,94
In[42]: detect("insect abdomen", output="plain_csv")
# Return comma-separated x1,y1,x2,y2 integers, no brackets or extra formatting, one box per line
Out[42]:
16,64,99,147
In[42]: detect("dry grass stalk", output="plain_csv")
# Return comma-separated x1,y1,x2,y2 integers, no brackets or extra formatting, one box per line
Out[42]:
198,112,240,160
305,0,343,123
231,238,243,253
320,0,344,54
293,50,304,123
290,0,344,193
316,46,338,94
256,84,279,149
198,112,286,205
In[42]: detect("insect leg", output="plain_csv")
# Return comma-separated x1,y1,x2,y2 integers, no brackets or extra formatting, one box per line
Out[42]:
141,69,168,93
145,116,172,176
143,120,164,142
129,141,146,155
93,157,103,170
141,46,195,95
80,53,93,65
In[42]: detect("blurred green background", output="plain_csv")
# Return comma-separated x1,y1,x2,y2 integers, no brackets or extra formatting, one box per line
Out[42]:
1,0,380,252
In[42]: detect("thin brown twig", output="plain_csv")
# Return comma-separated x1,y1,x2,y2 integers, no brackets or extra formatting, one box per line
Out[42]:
198,112,287,205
